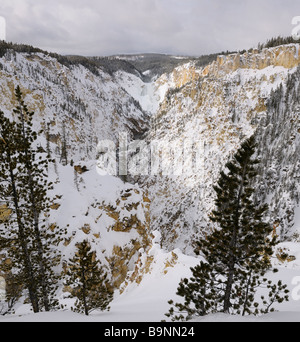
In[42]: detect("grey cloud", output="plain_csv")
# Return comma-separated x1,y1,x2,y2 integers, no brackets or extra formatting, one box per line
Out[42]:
0,0,299,56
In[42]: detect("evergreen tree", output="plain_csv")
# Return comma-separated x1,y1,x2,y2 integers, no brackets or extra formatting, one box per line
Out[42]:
45,121,51,158
0,108,40,312
64,240,113,316
166,136,289,321
60,120,68,166
0,86,64,312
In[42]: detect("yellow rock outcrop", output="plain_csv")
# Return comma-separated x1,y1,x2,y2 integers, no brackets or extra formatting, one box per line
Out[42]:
0,205,12,223
203,45,300,78
101,189,152,287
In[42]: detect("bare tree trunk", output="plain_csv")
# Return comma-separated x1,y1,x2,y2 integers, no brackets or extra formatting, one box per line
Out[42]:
81,268,89,316
8,156,40,313
223,162,248,313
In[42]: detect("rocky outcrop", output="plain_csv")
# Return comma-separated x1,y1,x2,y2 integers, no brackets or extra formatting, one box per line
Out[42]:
203,45,300,77
99,189,152,288
119,232,179,293
157,63,201,90
0,205,12,223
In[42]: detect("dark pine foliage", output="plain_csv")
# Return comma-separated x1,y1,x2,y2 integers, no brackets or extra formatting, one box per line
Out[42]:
257,36,296,51
64,240,113,316
0,86,64,313
166,136,289,321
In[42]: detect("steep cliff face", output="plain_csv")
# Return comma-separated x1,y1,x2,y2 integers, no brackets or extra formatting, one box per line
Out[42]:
203,45,300,76
0,51,149,163
146,44,300,252
256,69,300,241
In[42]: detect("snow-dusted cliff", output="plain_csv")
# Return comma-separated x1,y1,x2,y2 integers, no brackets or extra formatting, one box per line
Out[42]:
146,44,300,252
0,51,149,163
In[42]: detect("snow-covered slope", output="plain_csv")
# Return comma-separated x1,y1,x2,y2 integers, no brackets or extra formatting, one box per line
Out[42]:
145,44,300,252
0,51,149,162
1,238,300,321
47,161,152,289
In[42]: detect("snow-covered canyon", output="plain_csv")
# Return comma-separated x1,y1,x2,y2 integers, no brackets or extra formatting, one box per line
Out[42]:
1,44,300,321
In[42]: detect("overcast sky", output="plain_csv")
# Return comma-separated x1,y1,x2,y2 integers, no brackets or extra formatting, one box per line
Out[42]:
0,0,299,56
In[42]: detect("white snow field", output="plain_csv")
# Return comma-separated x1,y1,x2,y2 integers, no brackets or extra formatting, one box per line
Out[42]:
1,243,300,322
